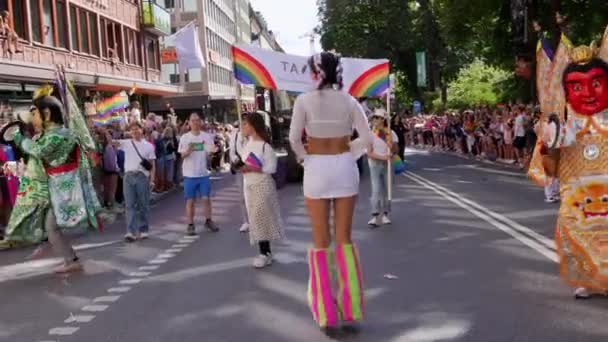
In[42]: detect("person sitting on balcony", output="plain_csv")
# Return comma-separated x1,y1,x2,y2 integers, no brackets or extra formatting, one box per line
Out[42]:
1,11,22,57
108,43,121,71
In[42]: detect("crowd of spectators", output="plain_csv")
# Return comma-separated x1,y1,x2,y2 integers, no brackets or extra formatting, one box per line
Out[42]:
391,104,540,169
88,111,236,212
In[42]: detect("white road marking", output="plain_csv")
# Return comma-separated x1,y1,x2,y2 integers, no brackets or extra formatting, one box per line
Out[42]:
107,286,131,293
73,240,121,252
157,253,176,259
129,271,152,277
49,327,80,335
64,315,95,323
81,305,109,312
177,239,194,244
182,235,199,240
166,248,183,253
148,259,168,264
172,244,189,248
139,265,160,271
119,279,142,285
407,171,556,251
94,296,121,303
404,172,558,262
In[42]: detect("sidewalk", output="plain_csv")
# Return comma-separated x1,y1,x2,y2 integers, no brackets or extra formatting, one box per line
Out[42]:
413,145,525,172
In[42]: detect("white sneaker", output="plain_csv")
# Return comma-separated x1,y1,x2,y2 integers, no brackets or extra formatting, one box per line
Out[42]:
253,254,273,268
139,233,149,240
381,214,392,225
368,216,380,228
545,197,558,203
574,287,591,299
239,223,250,233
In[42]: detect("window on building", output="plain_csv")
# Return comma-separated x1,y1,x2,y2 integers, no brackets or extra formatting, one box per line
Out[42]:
89,13,99,56
69,5,78,50
161,63,178,84
56,1,68,48
99,17,107,57
188,68,202,83
183,0,196,12
164,0,175,10
29,0,41,42
124,29,140,66
78,8,89,53
0,0,27,39
41,0,53,46
146,37,160,70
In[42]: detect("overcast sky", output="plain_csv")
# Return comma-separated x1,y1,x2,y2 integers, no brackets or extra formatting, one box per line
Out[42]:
249,0,322,56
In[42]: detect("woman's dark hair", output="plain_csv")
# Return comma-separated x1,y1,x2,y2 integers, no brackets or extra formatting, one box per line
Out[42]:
244,112,271,144
562,58,608,95
308,52,343,90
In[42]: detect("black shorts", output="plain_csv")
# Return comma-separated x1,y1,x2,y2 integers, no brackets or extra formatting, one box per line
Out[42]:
513,136,526,149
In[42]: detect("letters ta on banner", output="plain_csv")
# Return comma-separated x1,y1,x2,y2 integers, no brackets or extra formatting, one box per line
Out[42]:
170,22,206,70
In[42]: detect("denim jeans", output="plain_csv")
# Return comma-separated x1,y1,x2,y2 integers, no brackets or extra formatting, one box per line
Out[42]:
368,159,389,214
124,172,150,235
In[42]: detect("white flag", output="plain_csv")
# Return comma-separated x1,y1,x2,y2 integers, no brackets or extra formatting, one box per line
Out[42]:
172,22,206,70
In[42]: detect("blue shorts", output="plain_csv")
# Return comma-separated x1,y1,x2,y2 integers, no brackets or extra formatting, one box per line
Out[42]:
183,176,212,199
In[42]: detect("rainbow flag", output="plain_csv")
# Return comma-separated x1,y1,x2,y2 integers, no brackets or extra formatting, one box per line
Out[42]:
96,92,129,117
91,112,124,126
348,62,390,98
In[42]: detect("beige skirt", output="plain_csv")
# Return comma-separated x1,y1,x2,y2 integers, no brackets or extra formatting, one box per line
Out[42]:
244,174,284,245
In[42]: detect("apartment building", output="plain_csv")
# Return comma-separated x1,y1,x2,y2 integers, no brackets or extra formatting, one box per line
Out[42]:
0,0,177,121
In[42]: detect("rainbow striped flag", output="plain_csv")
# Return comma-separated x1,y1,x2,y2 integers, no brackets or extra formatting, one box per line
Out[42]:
96,92,129,117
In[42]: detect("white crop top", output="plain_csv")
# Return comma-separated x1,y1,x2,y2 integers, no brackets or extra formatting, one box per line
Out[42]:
288,89,373,160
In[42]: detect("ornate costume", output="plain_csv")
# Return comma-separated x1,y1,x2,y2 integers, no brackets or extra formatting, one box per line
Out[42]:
530,24,608,295
1,78,101,271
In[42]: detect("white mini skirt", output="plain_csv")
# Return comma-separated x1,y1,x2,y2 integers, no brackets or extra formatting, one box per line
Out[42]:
303,153,360,199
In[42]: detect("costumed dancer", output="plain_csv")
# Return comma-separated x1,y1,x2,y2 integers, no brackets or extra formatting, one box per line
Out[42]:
289,52,373,336
1,83,101,273
532,19,608,298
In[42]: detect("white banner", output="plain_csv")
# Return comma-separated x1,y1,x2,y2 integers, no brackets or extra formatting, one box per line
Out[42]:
171,22,206,70
232,43,390,97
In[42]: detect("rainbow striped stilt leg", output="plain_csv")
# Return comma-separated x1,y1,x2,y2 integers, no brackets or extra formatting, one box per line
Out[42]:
335,244,364,322
307,248,338,328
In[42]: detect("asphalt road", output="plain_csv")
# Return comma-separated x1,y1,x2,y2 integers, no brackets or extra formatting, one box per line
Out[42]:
1,149,608,342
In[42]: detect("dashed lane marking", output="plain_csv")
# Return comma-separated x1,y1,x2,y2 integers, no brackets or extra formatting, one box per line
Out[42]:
107,287,131,293
172,244,190,248
148,259,169,264
139,265,160,271
81,305,109,312
94,296,121,303
157,253,176,259
129,271,152,277
64,315,95,323
119,279,142,285
166,248,183,253
49,327,80,335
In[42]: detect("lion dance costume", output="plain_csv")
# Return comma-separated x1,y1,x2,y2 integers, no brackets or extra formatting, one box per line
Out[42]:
529,24,608,297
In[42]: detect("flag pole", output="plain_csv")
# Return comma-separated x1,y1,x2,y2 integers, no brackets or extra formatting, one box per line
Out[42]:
386,88,393,206
236,82,243,126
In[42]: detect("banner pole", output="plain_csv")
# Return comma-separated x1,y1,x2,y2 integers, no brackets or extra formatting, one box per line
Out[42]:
236,82,243,126
386,89,393,203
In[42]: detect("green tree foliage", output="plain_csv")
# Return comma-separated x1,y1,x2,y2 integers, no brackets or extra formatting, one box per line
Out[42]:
317,0,608,108
440,59,515,109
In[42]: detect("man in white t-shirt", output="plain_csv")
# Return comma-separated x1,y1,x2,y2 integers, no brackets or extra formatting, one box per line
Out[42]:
179,113,219,236
229,119,249,233
117,122,156,242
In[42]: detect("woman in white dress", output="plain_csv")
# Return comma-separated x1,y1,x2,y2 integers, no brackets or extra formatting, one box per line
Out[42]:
240,112,284,268
289,52,373,336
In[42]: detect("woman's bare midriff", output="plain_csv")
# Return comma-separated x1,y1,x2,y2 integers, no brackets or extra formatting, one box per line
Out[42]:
306,136,351,155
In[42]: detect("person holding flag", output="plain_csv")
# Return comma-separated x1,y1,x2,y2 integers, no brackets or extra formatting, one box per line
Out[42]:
237,112,284,268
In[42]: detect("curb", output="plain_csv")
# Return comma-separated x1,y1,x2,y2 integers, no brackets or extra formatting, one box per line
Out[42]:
416,148,526,174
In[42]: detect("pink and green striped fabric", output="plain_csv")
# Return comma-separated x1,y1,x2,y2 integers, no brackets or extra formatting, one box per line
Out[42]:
307,249,338,328
336,244,364,322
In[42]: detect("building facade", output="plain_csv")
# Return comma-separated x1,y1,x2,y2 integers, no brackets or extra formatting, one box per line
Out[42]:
154,0,290,122
0,0,177,122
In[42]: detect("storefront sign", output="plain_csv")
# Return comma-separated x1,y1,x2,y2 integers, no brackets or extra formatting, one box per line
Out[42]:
161,48,178,64
142,1,171,36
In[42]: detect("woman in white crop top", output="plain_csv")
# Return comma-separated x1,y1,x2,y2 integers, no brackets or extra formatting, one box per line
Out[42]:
288,52,372,335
